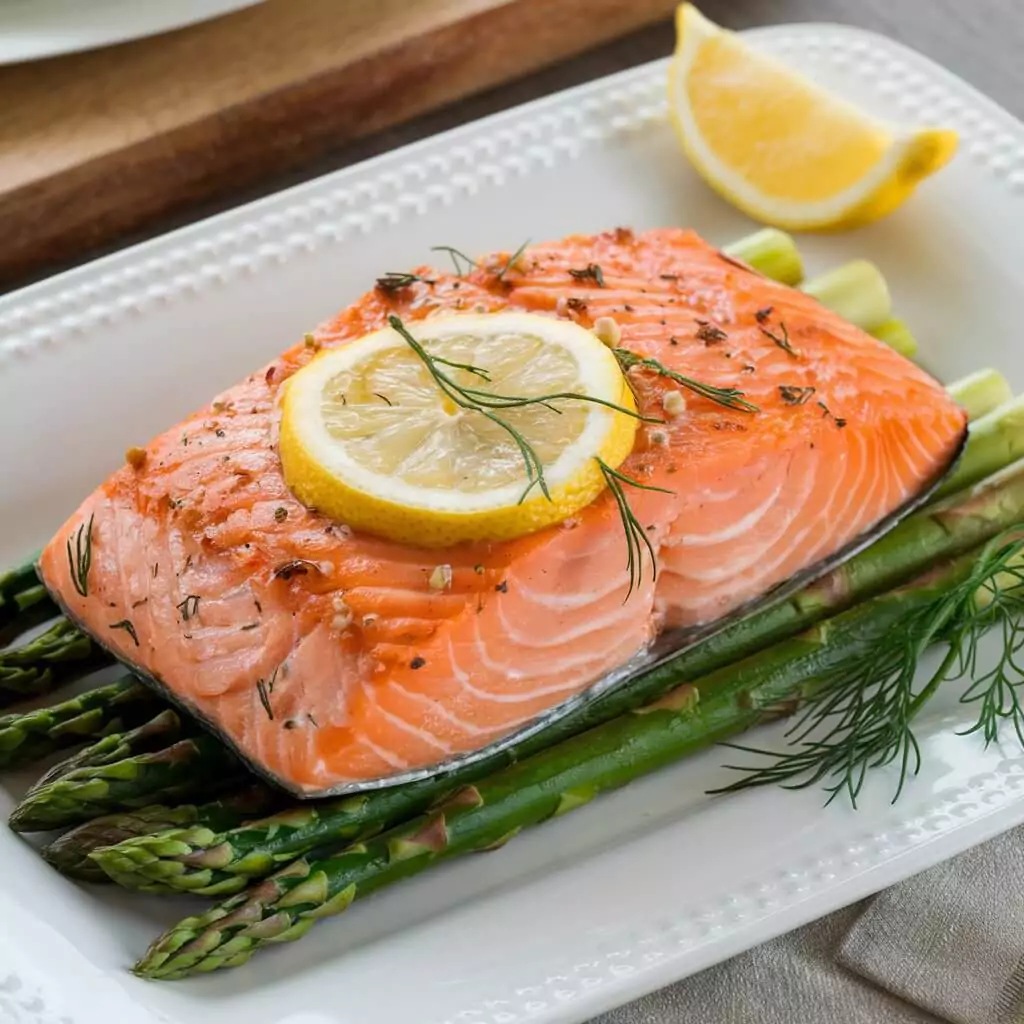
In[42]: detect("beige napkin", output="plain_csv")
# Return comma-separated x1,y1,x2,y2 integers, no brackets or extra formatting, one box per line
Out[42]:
591,826,1024,1024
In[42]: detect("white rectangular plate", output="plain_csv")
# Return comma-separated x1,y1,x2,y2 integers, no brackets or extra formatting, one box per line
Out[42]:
2,21,1024,1024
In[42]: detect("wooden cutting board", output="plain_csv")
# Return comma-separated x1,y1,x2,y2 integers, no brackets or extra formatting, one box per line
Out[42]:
0,0,676,285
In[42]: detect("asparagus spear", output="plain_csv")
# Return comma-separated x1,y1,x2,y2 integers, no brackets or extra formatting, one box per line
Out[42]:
42,786,284,882
0,619,108,706
0,675,163,770
722,228,803,286
936,396,1024,499
947,368,1012,421
871,317,919,359
94,454,1024,896
802,259,890,332
9,734,245,833
28,709,189,791
134,547,983,979
0,554,47,635
0,585,59,646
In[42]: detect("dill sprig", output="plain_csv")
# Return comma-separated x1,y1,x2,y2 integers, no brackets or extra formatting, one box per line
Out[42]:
956,551,1024,747
431,246,478,277
387,315,656,502
613,348,759,413
712,533,1024,806
596,459,672,601
110,619,139,646
497,240,530,280
760,322,800,358
66,514,94,598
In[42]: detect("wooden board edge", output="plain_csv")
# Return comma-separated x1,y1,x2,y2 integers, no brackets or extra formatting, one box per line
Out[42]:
0,0,675,285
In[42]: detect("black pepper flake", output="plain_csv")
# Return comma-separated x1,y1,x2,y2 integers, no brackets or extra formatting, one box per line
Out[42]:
410,656,427,670
373,392,394,407
176,595,201,621
659,273,678,281
110,620,139,646
695,319,728,344
495,580,509,593
152,563,159,578
623,303,634,312
473,564,485,575
817,400,847,428
215,429,226,438
755,306,774,324
131,598,149,609
241,622,260,631
741,364,756,374
308,713,319,727
779,385,816,406
284,719,297,730
254,598,263,613
669,337,680,347
568,263,605,287
274,507,288,523
274,559,320,580
566,297,588,314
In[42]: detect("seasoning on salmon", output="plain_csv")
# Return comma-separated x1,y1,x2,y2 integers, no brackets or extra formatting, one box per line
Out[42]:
38,228,967,797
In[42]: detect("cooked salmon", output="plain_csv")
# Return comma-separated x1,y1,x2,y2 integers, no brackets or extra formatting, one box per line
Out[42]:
38,228,967,796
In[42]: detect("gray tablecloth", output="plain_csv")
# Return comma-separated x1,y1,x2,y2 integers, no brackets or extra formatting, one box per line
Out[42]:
592,826,1024,1024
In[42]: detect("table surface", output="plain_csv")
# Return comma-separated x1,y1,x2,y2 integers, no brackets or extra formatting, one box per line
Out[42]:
7,0,1021,294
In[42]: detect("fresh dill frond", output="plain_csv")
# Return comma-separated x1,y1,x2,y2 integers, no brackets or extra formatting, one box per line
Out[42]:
613,348,759,413
955,547,1024,747
711,532,1024,806
430,245,478,277
497,240,530,280
596,458,673,601
66,514,94,598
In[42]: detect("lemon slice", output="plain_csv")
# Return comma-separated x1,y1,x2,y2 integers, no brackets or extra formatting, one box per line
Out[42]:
279,312,638,547
668,4,958,230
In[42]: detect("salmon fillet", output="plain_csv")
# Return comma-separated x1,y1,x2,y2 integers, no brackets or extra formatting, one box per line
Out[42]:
39,228,967,796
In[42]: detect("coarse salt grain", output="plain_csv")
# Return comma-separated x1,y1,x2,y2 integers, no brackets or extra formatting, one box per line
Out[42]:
592,316,621,347
662,390,686,418
429,564,453,591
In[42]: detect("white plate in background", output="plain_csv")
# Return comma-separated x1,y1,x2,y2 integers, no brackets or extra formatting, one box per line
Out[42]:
0,0,265,65
1,22,1024,1024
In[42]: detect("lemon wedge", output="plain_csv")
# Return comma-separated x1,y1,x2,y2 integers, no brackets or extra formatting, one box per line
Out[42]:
668,4,958,230
279,312,638,547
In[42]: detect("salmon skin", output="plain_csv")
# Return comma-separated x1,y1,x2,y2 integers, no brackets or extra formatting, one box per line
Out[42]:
39,228,967,797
